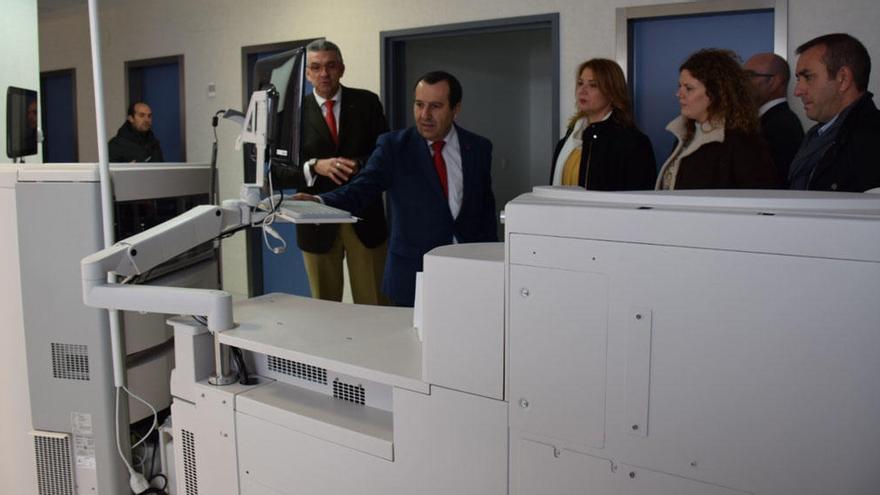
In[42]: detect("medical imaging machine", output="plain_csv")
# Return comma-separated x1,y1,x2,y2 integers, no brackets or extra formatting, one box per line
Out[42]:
81,182,880,495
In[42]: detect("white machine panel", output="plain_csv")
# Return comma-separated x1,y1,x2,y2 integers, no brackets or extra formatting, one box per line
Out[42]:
506,189,880,495
508,261,609,450
422,243,504,399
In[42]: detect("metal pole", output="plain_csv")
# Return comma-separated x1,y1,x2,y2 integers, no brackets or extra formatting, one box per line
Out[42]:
86,0,131,467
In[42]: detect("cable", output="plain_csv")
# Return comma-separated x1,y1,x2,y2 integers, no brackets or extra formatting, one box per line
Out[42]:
115,387,151,493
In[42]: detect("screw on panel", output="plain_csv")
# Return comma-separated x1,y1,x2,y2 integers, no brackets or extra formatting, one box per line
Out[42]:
520,288,530,297
632,424,639,431
690,461,698,467
519,398,529,409
635,314,642,320
629,471,636,479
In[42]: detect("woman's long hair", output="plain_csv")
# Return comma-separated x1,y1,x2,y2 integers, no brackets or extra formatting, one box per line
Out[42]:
568,58,636,129
679,48,760,140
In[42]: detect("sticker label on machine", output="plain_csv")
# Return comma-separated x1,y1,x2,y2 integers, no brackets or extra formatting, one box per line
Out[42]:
71,412,97,469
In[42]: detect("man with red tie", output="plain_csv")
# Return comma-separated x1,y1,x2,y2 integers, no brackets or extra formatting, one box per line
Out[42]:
296,71,498,307
273,39,389,305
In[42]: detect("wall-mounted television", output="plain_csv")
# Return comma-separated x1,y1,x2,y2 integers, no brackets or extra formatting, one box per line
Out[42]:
6,86,38,159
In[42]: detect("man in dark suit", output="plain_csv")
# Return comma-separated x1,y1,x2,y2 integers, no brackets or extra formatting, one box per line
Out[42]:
272,40,389,305
744,53,805,187
790,33,880,192
295,71,497,307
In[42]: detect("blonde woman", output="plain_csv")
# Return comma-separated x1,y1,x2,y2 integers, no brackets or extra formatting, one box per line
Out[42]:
551,58,656,190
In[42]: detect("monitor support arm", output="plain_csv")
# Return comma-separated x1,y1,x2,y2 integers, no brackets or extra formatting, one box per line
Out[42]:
80,200,273,385
81,88,278,386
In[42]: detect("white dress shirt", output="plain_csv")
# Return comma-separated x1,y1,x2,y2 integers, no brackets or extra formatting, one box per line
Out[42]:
758,97,787,117
427,125,463,220
303,88,342,186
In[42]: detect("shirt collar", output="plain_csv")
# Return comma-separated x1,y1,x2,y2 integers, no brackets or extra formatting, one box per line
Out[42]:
427,125,459,150
313,87,341,107
758,97,787,117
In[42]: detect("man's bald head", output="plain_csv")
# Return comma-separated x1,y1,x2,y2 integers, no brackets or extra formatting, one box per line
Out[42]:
744,52,791,105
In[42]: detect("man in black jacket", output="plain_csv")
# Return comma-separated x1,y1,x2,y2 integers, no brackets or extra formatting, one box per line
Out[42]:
272,40,389,305
790,33,880,192
744,53,804,187
108,102,164,162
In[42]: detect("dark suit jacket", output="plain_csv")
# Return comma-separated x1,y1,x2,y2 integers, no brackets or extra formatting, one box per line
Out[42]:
272,86,389,253
806,92,880,192
759,102,804,187
320,125,498,306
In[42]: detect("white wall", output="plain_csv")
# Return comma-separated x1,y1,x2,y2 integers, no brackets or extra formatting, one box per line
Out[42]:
37,0,880,299
3,0,42,163
1,2,40,493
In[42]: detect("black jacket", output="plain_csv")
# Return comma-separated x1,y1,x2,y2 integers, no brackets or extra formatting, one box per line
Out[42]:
551,116,656,191
760,102,804,187
272,86,389,253
108,121,164,162
807,93,880,192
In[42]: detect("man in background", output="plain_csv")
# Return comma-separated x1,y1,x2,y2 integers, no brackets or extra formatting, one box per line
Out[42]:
108,101,164,162
744,52,804,186
272,39,389,305
790,33,880,192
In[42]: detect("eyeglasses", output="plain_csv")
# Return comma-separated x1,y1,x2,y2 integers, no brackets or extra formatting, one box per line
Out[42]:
745,70,775,78
307,62,341,73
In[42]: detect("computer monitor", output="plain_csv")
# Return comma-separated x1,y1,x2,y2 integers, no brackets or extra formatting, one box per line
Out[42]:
251,47,307,172
6,86,38,159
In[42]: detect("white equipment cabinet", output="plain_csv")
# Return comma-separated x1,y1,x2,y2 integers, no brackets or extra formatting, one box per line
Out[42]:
165,187,880,495
1,163,218,495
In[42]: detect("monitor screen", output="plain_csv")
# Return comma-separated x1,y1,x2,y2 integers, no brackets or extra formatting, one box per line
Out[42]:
6,86,38,159
251,47,306,171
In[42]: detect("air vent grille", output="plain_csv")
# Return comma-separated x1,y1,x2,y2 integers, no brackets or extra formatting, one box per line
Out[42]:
33,433,74,495
267,355,327,385
51,343,90,381
182,429,198,495
333,379,365,405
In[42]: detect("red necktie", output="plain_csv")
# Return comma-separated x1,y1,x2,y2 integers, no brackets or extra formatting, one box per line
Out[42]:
324,99,338,145
431,140,448,198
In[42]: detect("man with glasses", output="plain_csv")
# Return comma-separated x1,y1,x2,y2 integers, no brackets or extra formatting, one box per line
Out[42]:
272,39,389,305
744,53,804,186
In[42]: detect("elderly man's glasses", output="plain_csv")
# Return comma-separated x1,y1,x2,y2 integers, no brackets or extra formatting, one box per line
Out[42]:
745,70,775,78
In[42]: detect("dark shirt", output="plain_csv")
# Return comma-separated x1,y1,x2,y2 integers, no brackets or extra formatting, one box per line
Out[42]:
108,121,164,162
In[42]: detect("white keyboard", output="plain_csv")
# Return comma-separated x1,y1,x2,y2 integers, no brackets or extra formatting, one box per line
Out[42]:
276,200,357,224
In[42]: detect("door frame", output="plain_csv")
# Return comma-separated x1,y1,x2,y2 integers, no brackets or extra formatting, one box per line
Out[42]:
39,67,79,162
615,0,789,80
124,54,186,161
380,13,560,140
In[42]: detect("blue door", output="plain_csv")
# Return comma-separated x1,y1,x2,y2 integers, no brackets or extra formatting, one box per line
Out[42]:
630,10,775,168
40,70,78,162
128,58,184,162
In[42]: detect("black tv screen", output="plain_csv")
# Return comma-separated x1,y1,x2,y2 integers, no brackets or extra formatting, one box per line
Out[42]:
6,86,38,159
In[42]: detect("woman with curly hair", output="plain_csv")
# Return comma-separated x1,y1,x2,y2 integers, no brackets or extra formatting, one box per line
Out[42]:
551,58,656,190
657,49,780,189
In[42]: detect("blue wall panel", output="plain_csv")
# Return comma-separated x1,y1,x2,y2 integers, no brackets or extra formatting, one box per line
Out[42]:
631,10,774,168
